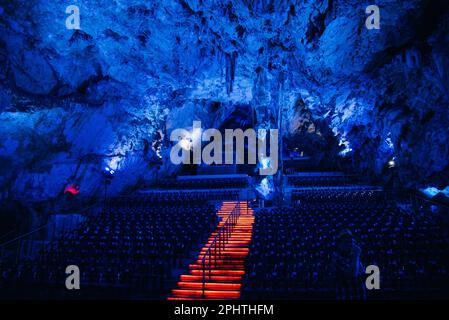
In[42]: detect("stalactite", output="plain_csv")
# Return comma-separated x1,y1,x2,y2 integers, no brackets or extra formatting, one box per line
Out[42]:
225,51,237,94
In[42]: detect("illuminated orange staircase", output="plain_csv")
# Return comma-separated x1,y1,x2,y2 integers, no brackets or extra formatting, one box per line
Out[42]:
168,201,254,300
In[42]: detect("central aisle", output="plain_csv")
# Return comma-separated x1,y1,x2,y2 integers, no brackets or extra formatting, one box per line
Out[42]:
168,201,254,300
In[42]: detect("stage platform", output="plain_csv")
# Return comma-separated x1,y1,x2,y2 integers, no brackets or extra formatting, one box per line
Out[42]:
176,174,249,180
138,188,244,193
286,172,346,177
289,186,383,191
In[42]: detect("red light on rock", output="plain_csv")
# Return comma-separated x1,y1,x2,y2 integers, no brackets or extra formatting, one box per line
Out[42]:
64,184,80,195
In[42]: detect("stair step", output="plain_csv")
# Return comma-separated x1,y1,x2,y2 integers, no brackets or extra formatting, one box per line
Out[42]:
190,269,245,276
198,251,247,256
204,242,251,246
195,259,246,264
206,240,251,244
189,264,245,270
209,233,252,236
207,236,251,238
168,201,254,301
177,282,241,290
211,231,252,235
210,231,252,234
200,247,249,252
195,263,246,268
207,239,252,242
172,289,240,299
203,242,250,247
167,297,225,301
180,275,242,282
214,224,253,227
197,256,247,261
200,248,248,251
198,252,248,256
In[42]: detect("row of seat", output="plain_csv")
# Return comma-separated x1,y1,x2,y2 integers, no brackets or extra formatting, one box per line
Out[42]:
156,177,248,189
292,189,387,203
243,191,449,299
0,202,219,298
288,175,361,187
111,190,241,206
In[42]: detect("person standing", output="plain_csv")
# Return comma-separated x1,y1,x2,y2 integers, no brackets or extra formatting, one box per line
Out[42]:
333,229,366,300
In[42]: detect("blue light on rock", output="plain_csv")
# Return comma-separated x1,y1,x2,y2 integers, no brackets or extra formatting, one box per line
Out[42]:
385,133,394,150
338,135,353,157
420,186,449,198
0,0,447,202
255,177,274,200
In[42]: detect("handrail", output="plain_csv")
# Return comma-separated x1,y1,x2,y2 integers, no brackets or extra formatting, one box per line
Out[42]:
0,224,48,248
373,188,449,209
291,187,449,210
0,202,98,248
0,223,49,264
291,186,383,191
409,191,449,209
0,229,17,241
0,202,100,264
200,200,241,297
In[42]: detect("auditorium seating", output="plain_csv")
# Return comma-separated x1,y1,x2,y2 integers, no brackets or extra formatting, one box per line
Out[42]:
111,189,241,206
288,172,361,187
156,177,248,190
292,189,385,202
243,190,449,299
0,199,218,298
2,176,448,300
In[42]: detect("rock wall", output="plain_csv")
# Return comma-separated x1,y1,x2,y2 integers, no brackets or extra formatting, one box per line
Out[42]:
0,0,448,207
